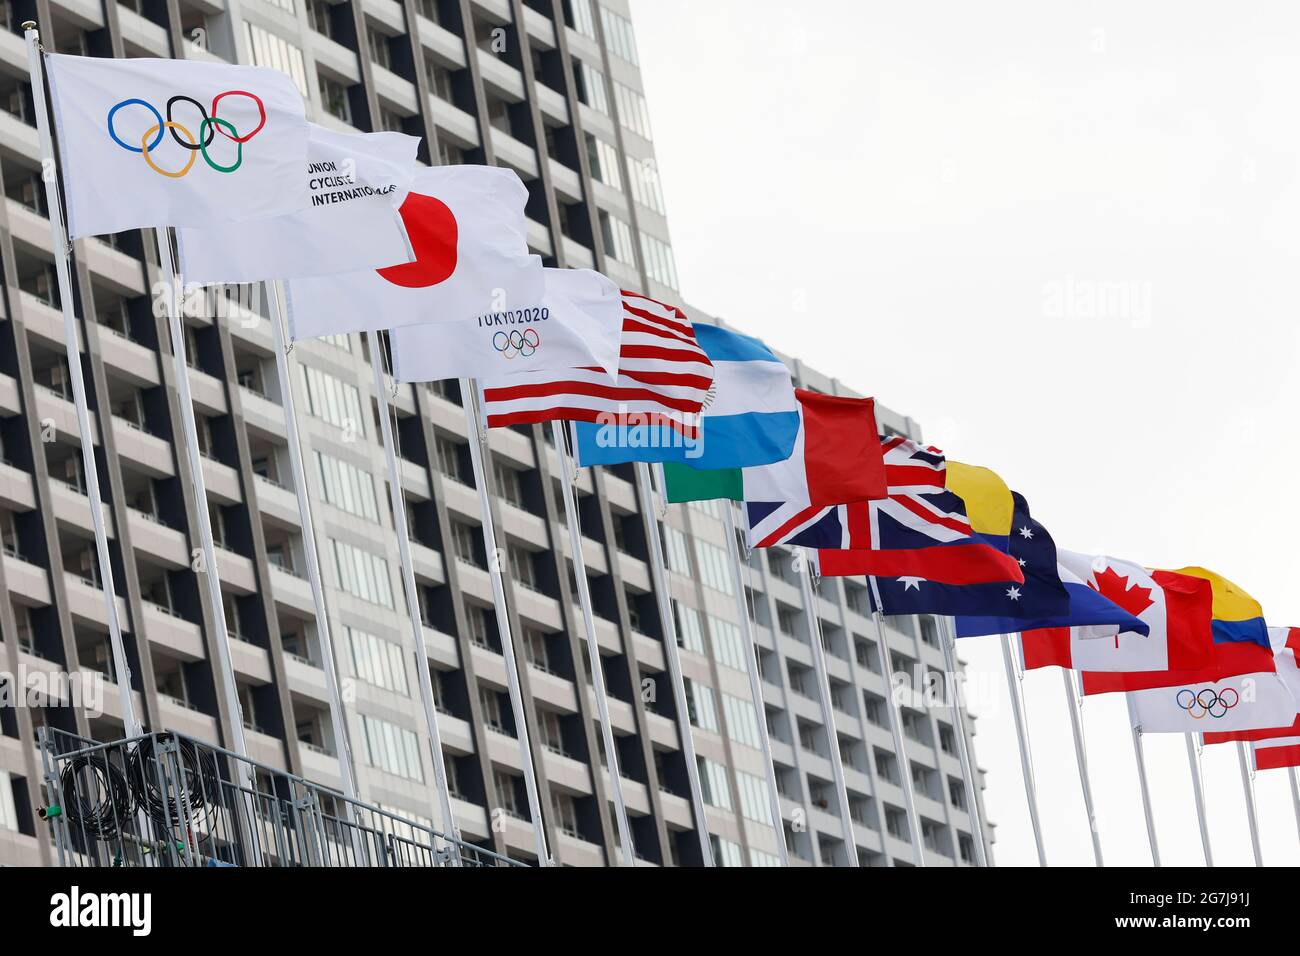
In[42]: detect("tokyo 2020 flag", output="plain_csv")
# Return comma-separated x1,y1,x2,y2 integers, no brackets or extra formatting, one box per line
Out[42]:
284,164,543,339
44,53,309,239
389,267,622,383
175,124,418,282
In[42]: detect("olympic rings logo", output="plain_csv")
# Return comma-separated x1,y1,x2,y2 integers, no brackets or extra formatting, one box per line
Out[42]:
493,329,540,358
107,91,267,178
1175,687,1240,719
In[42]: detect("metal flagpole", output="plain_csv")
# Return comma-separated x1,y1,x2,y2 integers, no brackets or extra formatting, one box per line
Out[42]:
1061,666,1103,866
1289,767,1300,843
266,282,357,801
936,616,989,866
724,506,789,865
866,576,926,866
23,24,141,739
1236,740,1263,866
1126,696,1162,866
633,461,715,866
998,633,1046,865
154,226,251,766
366,335,460,850
550,421,634,865
801,552,859,866
1186,733,1214,866
462,379,549,866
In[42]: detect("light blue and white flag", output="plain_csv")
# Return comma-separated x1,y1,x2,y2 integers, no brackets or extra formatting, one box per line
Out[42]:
572,324,799,468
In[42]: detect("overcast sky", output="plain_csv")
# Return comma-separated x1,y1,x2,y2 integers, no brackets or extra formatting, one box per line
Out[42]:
631,0,1300,866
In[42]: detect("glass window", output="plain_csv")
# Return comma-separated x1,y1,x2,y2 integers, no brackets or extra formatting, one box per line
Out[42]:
684,678,718,733
331,539,394,608
575,61,609,115
639,232,679,289
698,757,732,810
628,157,665,213
314,450,381,522
298,364,365,436
612,81,651,138
736,770,772,825
586,134,622,189
345,626,409,694
708,617,746,671
360,715,423,781
599,210,636,263
722,693,763,749
599,6,639,65
673,601,705,655
244,22,308,96
565,0,596,38
0,771,15,832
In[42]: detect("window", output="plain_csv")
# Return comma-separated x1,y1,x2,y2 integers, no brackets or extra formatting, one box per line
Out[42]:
307,0,332,37
599,6,639,64
613,81,651,138
708,617,746,671
551,791,580,838
0,771,16,832
639,232,678,289
920,616,941,648
574,61,609,114
663,525,691,574
693,540,733,595
938,723,957,755
360,715,423,781
673,601,705,654
493,769,524,817
948,776,967,810
345,626,408,694
523,628,551,673
331,539,394,608
435,435,467,483
628,157,665,213
299,365,365,436
698,758,732,810
565,0,596,37
586,134,622,189
539,709,567,756
480,688,507,732
710,835,743,867
245,23,308,95
750,849,781,867
318,74,351,123
451,521,481,567
367,25,392,70
722,693,762,750
599,210,635,263
314,451,381,522
493,462,524,508
736,771,772,825
958,833,975,864
684,678,718,733
508,543,538,591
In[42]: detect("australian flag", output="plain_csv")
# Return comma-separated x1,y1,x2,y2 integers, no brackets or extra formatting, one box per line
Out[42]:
867,491,1070,618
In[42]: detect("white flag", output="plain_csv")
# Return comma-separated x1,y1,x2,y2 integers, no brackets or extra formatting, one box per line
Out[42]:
391,268,621,384
1127,670,1297,734
175,125,417,282
45,53,309,239
284,164,543,340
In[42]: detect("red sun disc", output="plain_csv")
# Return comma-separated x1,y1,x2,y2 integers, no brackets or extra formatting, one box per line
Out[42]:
377,192,458,288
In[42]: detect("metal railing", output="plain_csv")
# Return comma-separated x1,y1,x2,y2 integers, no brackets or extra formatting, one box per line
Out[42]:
37,726,525,869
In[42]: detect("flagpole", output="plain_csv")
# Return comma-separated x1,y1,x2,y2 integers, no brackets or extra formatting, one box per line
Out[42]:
936,616,989,866
998,632,1046,865
1236,740,1263,866
366,335,461,851
724,505,789,866
23,25,142,739
153,226,252,767
1185,733,1214,866
633,461,715,866
1061,666,1103,866
462,379,549,866
1126,697,1162,866
550,421,634,865
799,552,859,866
1289,767,1300,843
866,575,925,866
266,281,357,802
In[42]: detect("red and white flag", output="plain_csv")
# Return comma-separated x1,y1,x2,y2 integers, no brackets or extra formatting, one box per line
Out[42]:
1203,627,1300,768
284,164,543,339
480,292,713,430
1048,552,1216,684
1122,646,1291,735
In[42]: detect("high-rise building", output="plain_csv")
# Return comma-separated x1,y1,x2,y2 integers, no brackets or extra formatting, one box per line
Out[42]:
0,0,991,866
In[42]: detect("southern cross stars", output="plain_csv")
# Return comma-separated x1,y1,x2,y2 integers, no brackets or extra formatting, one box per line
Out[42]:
1017,526,1034,539
1006,586,1022,601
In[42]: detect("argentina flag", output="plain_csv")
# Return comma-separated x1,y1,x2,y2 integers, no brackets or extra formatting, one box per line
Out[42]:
573,324,799,468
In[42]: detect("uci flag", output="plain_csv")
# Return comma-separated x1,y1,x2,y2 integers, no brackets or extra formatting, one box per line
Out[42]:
176,124,418,282
45,53,309,239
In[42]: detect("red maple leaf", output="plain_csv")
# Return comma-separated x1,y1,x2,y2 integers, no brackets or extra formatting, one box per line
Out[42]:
1089,566,1155,616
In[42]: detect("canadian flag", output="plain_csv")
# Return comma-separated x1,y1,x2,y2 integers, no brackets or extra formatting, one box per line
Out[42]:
1044,551,1215,682
284,164,544,340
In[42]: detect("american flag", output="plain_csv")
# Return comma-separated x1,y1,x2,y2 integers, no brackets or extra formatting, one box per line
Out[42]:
747,437,949,549
481,291,714,432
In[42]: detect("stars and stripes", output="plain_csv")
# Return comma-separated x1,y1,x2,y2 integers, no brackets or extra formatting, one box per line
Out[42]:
480,291,714,432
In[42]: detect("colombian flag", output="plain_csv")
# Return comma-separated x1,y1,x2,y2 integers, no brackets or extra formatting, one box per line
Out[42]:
1170,566,1271,651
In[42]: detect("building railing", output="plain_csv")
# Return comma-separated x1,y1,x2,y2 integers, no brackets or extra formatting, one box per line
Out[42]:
36,726,525,869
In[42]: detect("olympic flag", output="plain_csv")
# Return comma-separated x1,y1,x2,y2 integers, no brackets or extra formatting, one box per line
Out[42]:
44,53,309,239
284,164,543,339
388,267,622,383
176,124,418,282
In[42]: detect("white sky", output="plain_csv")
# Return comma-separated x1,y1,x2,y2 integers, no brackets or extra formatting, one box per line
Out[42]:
631,0,1300,866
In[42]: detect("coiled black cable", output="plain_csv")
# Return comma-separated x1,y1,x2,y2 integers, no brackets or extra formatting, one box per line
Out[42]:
59,752,134,840
127,733,221,839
